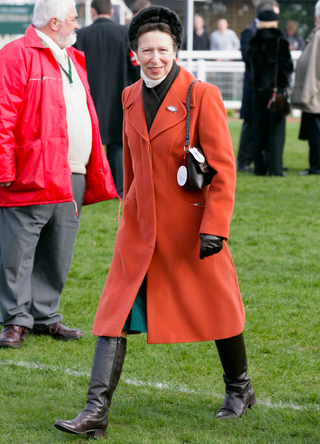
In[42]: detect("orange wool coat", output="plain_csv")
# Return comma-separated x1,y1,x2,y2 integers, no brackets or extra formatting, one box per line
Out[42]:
92,66,245,344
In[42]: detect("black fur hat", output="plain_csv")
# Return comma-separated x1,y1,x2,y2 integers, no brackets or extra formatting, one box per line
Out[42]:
128,5,184,50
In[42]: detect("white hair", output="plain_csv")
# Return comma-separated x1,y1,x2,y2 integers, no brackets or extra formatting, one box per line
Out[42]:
32,0,76,28
316,0,320,18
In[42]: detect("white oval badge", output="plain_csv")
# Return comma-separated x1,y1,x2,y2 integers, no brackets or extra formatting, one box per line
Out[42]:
167,106,178,113
177,166,188,186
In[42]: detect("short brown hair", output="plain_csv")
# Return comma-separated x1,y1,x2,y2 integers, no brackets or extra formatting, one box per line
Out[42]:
257,0,280,14
91,0,112,16
130,0,151,15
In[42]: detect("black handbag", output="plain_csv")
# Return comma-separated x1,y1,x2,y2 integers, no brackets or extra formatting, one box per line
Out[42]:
267,38,290,117
177,80,216,190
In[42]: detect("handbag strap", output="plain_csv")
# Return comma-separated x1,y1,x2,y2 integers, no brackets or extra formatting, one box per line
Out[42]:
184,80,199,148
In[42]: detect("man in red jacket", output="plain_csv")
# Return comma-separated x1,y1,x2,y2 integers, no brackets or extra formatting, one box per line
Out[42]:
0,0,117,348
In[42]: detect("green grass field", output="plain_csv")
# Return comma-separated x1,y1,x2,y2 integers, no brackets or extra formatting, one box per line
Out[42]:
0,121,319,444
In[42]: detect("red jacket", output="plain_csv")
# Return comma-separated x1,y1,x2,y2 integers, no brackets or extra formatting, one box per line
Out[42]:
0,25,117,206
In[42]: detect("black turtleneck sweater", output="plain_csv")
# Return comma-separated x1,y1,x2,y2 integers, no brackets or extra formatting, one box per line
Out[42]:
142,61,180,132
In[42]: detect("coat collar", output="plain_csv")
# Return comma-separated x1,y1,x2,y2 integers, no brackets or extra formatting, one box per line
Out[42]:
256,28,284,40
25,24,45,48
123,67,197,143
92,17,113,25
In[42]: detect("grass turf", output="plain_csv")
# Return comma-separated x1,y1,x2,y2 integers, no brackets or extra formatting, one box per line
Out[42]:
0,121,319,443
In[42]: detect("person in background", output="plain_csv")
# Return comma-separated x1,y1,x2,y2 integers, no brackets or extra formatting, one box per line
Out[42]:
55,5,255,439
237,0,280,173
74,0,140,198
130,0,151,18
183,14,210,50
0,0,117,349
284,20,304,51
210,18,240,51
209,19,240,96
291,1,320,175
193,14,210,50
246,10,293,176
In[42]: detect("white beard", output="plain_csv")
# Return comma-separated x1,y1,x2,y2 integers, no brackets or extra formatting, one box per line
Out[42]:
58,30,77,48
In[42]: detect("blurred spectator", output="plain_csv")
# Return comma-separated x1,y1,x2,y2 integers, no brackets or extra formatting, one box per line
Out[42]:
130,0,151,17
183,14,210,50
246,10,293,176
291,1,320,175
237,0,280,173
284,20,304,50
210,19,240,51
74,0,140,198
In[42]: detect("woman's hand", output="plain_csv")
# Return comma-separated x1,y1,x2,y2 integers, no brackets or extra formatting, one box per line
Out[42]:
0,182,12,187
199,234,224,259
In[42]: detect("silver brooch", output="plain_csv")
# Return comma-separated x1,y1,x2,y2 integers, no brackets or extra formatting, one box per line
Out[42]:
167,106,177,113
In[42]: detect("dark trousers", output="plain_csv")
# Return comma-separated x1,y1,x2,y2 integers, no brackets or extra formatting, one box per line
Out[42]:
107,143,123,198
0,174,86,329
237,120,254,169
252,90,286,176
299,112,320,172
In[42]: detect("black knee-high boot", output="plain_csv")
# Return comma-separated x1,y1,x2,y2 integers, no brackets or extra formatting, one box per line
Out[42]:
215,333,256,419
55,336,126,438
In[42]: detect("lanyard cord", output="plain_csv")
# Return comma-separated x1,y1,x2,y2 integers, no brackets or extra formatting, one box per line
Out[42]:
40,38,73,85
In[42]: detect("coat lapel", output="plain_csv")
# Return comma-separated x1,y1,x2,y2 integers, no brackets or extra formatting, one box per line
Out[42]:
124,81,150,144
149,67,196,142
124,68,196,144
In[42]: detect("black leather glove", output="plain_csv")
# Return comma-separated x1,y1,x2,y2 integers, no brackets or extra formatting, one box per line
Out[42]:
199,234,224,260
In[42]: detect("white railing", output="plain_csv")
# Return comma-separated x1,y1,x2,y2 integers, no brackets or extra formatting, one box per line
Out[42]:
0,40,303,112
178,50,302,110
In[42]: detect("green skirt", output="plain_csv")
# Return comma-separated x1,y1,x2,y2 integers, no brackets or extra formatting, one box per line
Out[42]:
122,277,147,333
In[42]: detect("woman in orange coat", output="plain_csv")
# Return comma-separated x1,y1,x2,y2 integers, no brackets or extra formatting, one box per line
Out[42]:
55,6,255,439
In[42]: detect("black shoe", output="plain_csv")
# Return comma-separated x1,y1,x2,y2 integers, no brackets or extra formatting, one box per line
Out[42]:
238,165,254,173
215,333,256,419
55,336,126,438
299,169,320,175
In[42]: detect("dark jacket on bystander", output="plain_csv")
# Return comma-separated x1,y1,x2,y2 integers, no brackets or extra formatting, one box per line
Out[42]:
246,28,293,91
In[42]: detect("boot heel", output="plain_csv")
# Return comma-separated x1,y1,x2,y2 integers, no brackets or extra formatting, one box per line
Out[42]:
249,393,257,409
87,429,106,439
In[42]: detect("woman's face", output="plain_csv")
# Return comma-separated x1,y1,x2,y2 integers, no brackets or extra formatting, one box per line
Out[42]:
136,30,176,80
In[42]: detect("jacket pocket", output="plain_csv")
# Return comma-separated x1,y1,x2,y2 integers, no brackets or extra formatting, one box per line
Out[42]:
11,139,45,192
124,179,136,203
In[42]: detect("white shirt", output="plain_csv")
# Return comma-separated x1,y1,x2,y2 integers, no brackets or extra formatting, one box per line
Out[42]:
35,29,92,175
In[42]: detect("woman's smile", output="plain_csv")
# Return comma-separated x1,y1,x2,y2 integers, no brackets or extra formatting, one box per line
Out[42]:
137,30,176,80
148,66,164,74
